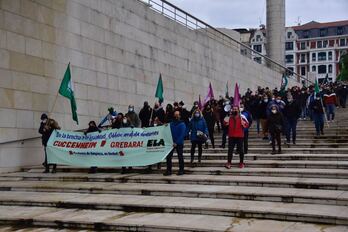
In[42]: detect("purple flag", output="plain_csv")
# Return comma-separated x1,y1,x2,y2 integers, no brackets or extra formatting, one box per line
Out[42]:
233,83,240,107
204,82,214,104
198,95,203,110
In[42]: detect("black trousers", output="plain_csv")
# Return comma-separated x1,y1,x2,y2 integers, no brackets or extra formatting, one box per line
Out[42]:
227,137,244,163
221,126,228,147
191,141,203,162
243,130,249,154
270,131,281,151
207,126,215,148
166,144,184,173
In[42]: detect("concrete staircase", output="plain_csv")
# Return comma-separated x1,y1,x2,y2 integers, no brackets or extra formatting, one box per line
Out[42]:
0,108,348,231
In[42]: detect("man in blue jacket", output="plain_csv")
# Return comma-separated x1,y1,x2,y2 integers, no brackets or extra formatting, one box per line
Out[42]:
164,110,186,176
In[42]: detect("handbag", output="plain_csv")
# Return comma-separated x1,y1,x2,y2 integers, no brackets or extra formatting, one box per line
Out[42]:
196,130,208,142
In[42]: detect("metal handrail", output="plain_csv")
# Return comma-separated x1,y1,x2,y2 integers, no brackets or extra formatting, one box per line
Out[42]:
140,0,313,84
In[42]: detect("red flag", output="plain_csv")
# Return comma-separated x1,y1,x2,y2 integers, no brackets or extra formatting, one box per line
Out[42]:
233,83,240,107
204,82,214,104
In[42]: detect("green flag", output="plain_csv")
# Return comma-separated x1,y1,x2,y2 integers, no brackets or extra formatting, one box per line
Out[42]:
280,74,288,96
314,77,320,95
337,53,348,82
59,63,78,124
155,74,164,103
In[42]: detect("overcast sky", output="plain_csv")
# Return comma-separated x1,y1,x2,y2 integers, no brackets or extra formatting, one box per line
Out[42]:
166,0,348,29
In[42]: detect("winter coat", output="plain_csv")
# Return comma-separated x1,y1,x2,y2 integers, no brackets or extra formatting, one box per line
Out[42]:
203,110,215,130
152,107,165,123
39,119,60,146
309,99,324,114
170,120,186,145
267,112,284,134
188,116,209,142
225,114,249,138
125,111,140,128
284,100,301,120
139,106,152,127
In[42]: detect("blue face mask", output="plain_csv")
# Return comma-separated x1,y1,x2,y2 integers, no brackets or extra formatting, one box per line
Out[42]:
194,113,200,118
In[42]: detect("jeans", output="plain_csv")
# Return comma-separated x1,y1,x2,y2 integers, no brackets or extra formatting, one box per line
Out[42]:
285,118,298,143
227,137,244,164
191,141,203,162
166,144,184,174
206,126,215,148
270,131,281,151
326,104,335,121
339,95,347,108
243,130,249,154
301,106,307,119
313,113,324,135
256,118,260,134
221,126,228,147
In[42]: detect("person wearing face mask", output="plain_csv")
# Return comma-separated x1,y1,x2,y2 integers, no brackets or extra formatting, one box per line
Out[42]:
84,121,101,174
152,102,165,124
125,105,140,127
323,90,338,122
203,104,215,149
267,105,284,154
309,94,325,136
224,106,249,169
240,103,252,154
190,101,200,115
258,95,269,140
164,111,186,176
39,114,61,173
187,110,209,165
299,88,309,119
139,101,152,128
284,95,301,145
165,104,174,123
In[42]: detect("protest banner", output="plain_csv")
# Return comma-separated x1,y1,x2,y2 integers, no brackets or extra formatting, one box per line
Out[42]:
46,125,173,167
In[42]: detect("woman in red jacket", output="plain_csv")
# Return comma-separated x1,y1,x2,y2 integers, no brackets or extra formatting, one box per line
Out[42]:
224,106,249,169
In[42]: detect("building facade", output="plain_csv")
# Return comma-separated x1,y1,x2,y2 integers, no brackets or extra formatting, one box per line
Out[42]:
249,20,348,83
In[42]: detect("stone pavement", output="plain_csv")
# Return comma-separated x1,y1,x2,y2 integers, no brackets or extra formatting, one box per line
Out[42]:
0,108,347,231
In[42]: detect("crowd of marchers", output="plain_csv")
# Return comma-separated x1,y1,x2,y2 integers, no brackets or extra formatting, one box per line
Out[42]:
39,81,348,175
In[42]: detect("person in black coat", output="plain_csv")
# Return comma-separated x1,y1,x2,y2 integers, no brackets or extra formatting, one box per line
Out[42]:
267,105,284,154
203,104,215,149
139,101,152,127
284,96,301,145
38,114,61,173
258,96,269,140
152,103,165,124
84,121,101,174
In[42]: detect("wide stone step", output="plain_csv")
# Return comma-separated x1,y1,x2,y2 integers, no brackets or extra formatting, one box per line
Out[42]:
168,160,348,169
2,173,348,190
183,147,348,154
0,191,347,225
0,181,346,206
1,206,347,232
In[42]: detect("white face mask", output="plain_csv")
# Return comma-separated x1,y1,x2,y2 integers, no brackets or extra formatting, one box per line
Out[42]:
239,108,244,112
42,119,47,123
154,123,158,127
271,110,277,114
123,118,127,124
129,108,134,112
276,99,281,103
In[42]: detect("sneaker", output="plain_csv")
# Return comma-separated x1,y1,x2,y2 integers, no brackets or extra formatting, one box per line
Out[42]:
163,172,172,176
269,141,272,145
262,137,268,140
176,171,184,176
271,150,276,155
239,163,245,169
224,162,232,169
51,168,56,174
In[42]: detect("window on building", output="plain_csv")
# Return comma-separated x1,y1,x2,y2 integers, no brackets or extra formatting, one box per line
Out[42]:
312,66,316,72
254,57,262,64
337,26,344,35
323,40,328,48
318,65,327,74
312,53,316,62
285,42,293,50
318,52,326,61
303,30,309,38
285,54,294,63
301,67,306,76
320,28,328,37
328,64,332,73
256,35,261,42
340,38,346,46
300,42,306,50
288,67,294,72
287,31,292,39
328,51,332,60
300,54,306,63
329,40,335,47
317,41,322,48
253,44,262,53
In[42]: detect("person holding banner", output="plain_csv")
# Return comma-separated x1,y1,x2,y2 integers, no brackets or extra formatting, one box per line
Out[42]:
98,107,117,128
309,94,325,136
84,121,101,174
164,111,186,176
39,114,60,173
187,109,209,166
